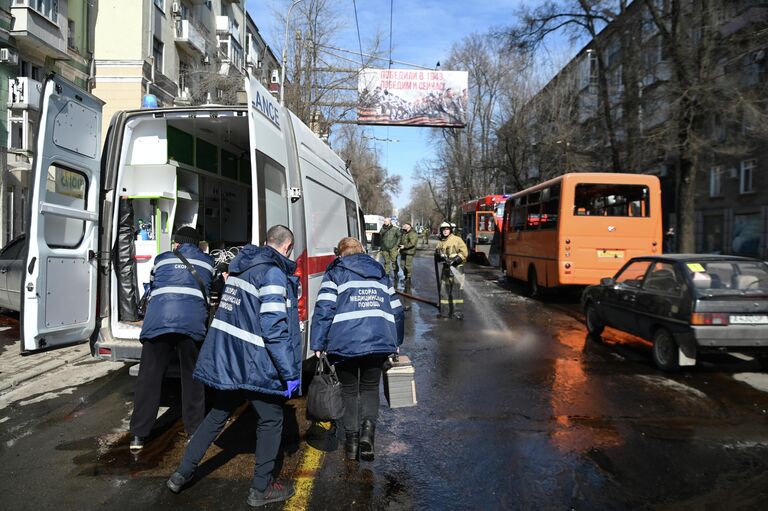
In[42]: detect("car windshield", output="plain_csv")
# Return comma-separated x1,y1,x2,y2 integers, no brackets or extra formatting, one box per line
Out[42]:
686,260,768,296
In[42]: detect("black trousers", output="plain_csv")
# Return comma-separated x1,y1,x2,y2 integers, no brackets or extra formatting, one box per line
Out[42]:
130,333,205,438
178,390,285,492
335,355,388,434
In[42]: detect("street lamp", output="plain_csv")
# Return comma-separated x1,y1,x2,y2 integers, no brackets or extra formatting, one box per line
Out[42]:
280,0,306,105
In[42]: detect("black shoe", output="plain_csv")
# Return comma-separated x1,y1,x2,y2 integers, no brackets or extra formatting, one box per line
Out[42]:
345,432,359,461
359,420,376,461
453,312,464,320
129,435,145,452
247,480,296,507
166,471,194,494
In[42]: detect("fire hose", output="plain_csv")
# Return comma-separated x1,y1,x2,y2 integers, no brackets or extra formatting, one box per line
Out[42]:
396,289,439,308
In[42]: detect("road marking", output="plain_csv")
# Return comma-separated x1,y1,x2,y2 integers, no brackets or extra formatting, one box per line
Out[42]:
284,422,330,510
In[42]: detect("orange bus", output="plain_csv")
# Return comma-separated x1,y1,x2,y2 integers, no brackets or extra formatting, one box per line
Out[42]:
460,194,509,262
501,173,662,295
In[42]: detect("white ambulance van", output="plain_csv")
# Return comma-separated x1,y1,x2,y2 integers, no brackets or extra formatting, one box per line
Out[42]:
19,73,364,361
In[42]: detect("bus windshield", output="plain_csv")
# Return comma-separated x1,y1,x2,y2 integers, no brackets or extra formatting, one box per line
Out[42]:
573,184,650,217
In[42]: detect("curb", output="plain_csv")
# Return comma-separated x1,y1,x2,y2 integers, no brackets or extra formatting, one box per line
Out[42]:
0,345,92,393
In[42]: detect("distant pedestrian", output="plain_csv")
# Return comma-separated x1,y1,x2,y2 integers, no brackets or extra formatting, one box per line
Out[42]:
421,226,431,246
129,226,213,452
378,218,401,281
166,225,301,508
664,227,676,253
310,237,404,462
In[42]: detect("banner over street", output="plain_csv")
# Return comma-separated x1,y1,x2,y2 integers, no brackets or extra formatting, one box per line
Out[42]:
357,68,468,128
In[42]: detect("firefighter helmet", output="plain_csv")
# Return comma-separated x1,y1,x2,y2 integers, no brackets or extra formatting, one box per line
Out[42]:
439,221,452,230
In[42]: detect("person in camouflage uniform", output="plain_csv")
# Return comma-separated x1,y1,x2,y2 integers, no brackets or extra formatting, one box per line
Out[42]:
434,222,468,320
378,218,401,280
398,222,419,283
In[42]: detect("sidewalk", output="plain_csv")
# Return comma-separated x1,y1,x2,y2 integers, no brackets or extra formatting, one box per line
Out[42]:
0,313,93,394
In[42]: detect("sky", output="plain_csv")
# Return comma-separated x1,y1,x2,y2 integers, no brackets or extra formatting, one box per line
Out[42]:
249,1,577,212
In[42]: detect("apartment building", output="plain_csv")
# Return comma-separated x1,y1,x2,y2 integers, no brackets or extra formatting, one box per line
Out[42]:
1,0,97,245
93,0,281,139
520,0,768,259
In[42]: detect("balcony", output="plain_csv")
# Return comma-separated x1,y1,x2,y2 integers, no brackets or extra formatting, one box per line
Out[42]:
10,1,68,59
174,19,206,57
216,16,241,41
7,76,43,111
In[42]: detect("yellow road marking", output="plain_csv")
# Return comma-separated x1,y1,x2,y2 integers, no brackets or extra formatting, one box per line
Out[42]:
283,422,331,510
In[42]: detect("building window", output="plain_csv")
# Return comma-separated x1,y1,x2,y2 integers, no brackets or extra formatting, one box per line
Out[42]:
153,37,164,73
732,212,760,257
67,19,75,49
740,159,755,194
709,166,722,197
31,0,57,22
8,111,34,152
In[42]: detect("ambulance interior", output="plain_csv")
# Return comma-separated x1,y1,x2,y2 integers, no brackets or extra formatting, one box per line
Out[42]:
111,111,255,339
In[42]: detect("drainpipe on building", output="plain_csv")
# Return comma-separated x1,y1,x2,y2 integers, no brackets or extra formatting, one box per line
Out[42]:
145,0,154,97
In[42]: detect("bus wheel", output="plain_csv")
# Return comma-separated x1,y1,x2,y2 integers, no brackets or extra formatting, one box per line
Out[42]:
585,303,604,336
652,328,680,372
527,267,539,297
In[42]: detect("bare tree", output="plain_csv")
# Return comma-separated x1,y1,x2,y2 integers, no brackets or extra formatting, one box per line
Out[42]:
334,125,400,215
276,0,384,132
430,33,521,215
183,61,245,105
642,0,768,252
505,1,635,173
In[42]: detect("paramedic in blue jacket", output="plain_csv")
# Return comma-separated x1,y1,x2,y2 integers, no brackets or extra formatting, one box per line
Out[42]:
310,237,404,462
129,226,213,452
166,225,301,508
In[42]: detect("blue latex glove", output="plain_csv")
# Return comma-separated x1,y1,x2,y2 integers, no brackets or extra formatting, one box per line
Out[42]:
284,379,301,398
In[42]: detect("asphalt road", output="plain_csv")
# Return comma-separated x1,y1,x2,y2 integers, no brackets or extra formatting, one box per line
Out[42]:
1,247,768,510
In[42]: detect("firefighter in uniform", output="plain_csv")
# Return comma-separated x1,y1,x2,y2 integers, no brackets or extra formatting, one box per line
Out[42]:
435,221,468,320
398,222,418,283
378,218,401,280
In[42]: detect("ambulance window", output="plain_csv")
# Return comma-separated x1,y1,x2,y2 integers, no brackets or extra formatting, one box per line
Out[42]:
260,155,288,230
44,165,87,248
345,199,359,239
305,178,347,255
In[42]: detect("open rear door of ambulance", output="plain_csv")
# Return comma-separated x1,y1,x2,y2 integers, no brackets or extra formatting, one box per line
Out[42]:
21,75,104,353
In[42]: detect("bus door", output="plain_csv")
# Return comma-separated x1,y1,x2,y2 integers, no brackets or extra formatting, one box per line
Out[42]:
21,75,104,352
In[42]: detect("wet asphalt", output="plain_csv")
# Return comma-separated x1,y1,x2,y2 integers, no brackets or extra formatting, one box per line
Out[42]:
1,246,768,510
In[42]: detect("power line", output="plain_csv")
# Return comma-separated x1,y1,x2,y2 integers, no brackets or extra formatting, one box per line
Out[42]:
388,0,394,69
352,0,365,69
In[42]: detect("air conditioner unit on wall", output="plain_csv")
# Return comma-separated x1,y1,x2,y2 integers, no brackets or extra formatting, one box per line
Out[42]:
271,70,279,83
171,1,181,16
0,48,19,65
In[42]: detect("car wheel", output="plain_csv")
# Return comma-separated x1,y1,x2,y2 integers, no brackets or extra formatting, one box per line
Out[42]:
585,303,604,336
652,328,680,372
527,267,539,297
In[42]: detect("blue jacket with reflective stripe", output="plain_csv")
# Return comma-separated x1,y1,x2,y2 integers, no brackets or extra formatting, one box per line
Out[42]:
140,244,214,342
310,253,403,359
193,244,301,395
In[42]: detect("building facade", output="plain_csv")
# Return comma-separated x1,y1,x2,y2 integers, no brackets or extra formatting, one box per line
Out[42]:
1,0,97,246
518,0,768,259
93,0,281,138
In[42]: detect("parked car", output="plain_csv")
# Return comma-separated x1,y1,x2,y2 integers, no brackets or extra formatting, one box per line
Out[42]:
0,235,25,311
581,254,768,371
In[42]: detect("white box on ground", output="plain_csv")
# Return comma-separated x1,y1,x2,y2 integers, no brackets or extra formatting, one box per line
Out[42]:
383,355,417,408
